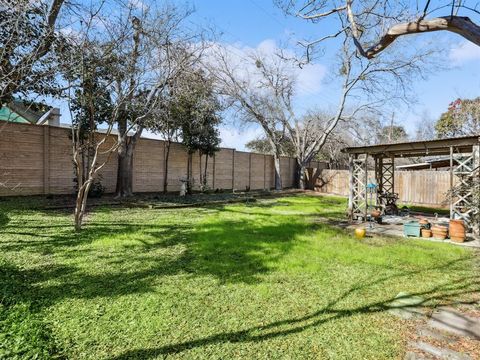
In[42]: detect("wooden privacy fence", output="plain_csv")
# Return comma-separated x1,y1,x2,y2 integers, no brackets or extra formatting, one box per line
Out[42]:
0,122,327,196
314,169,451,207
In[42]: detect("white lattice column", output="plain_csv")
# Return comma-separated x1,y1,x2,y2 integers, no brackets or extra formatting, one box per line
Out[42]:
473,145,480,236
451,149,478,232
350,156,368,220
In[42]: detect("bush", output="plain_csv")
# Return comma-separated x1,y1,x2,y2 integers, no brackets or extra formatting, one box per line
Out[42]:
88,178,106,198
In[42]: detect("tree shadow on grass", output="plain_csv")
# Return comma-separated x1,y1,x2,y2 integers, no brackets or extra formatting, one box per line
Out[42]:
1,198,478,358
108,257,480,360
0,203,318,309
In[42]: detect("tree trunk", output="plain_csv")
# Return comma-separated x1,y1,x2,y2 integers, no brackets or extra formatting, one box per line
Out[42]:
273,153,282,190
74,188,85,232
115,147,134,197
74,180,93,231
203,154,209,190
186,153,193,195
296,159,306,190
163,141,171,193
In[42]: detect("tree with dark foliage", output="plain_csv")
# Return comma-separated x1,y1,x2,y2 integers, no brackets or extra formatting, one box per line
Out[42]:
0,0,66,106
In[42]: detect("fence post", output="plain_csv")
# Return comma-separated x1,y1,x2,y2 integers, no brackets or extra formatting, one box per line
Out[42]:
162,141,166,192
231,149,235,190
449,146,453,219
263,154,266,190
212,153,216,190
43,126,50,195
248,153,252,189
347,155,354,219
199,150,202,189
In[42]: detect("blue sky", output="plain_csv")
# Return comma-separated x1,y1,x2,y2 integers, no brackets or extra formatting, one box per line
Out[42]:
187,0,480,150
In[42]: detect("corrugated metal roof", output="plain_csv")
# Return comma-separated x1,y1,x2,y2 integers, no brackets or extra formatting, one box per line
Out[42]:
342,135,480,157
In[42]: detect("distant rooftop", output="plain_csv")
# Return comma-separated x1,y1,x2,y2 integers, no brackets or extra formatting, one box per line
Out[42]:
396,157,458,171
0,100,60,126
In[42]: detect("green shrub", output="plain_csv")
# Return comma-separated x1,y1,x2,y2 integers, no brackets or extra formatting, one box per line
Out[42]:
88,178,106,198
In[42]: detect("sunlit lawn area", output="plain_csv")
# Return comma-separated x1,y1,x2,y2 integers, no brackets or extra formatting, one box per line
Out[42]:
0,194,478,359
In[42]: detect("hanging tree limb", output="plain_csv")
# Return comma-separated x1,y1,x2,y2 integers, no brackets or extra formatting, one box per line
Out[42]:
358,15,480,59
289,0,480,59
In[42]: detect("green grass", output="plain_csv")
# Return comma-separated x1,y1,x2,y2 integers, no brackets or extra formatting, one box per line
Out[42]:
0,194,478,359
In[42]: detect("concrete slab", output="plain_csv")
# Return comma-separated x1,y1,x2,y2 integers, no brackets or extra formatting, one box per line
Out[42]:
409,341,472,360
346,221,480,248
404,350,428,360
428,308,480,340
417,327,458,343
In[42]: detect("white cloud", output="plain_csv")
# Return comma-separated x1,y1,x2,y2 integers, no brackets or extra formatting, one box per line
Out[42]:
296,63,326,95
449,41,480,64
129,0,148,11
205,39,327,97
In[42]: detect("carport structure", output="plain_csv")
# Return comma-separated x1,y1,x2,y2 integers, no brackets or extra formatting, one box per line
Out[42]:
342,135,480,233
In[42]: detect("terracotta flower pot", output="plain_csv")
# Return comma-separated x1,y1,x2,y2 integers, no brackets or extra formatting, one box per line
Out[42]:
431,225,448,240
421,228,432,238
449,220,466,243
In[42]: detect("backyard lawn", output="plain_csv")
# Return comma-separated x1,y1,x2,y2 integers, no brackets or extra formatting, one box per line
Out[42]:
0,194,478,359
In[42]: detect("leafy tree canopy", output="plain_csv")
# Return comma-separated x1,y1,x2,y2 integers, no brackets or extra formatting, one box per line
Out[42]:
436,98,480,138
1,0,67,105
170,69,222,156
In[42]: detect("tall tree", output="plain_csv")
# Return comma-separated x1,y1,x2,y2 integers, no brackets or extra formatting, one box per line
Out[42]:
436,97,480,138
278,38,427,188
150,68,221,193
212,49,297,190
213,35,429,189
175,70,222,193
61,6,121,231
0,0,65,106
106,3,201,198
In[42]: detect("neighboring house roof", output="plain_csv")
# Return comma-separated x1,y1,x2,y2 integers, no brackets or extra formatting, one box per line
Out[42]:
0,105,31,123
0,100,59,126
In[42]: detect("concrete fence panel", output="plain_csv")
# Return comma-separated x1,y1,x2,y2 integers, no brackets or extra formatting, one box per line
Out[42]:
0,122,305,196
